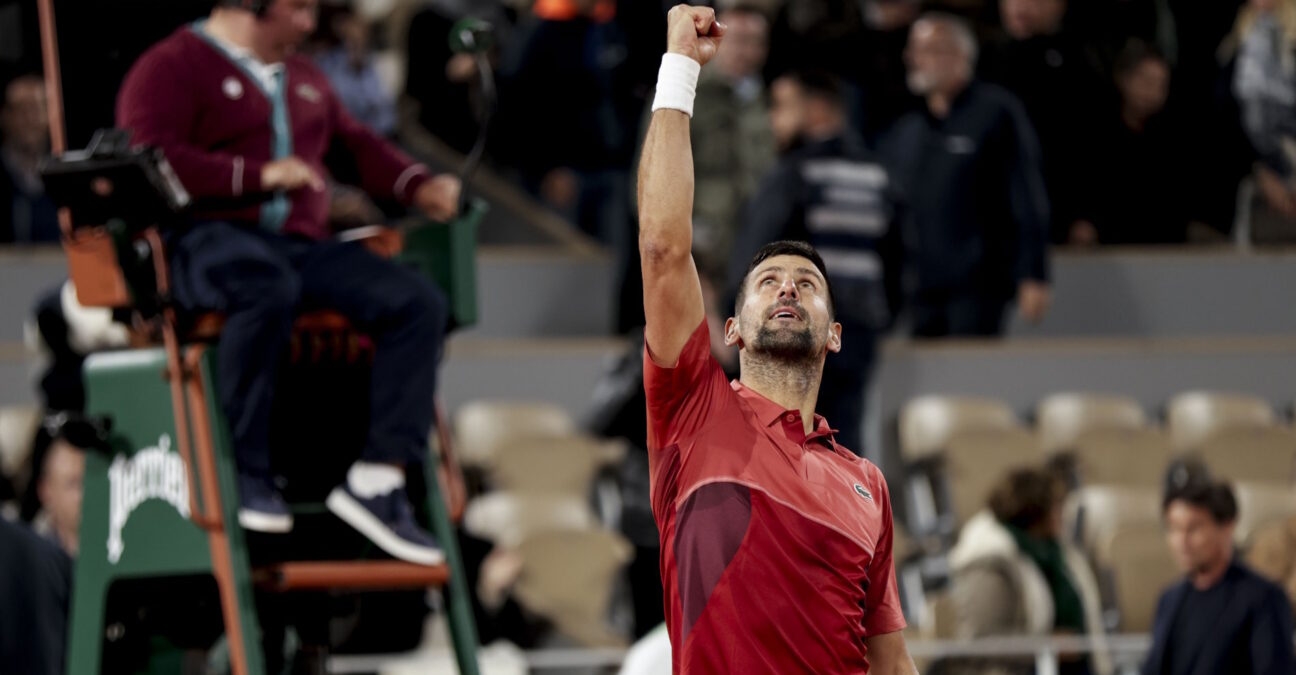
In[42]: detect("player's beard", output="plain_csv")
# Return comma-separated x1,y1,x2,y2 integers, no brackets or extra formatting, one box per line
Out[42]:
751,310,818,364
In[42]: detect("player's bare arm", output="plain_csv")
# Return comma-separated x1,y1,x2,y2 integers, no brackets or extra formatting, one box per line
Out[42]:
638,4,725,367
864,631,920,675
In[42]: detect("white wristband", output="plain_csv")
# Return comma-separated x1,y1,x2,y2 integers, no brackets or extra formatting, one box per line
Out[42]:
652,52,702,117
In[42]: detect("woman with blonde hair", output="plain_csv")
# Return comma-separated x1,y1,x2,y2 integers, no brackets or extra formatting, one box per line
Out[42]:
1225,0,1296,241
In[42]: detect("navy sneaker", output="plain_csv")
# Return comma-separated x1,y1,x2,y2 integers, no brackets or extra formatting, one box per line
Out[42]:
237,473,293,533
325,482,445,566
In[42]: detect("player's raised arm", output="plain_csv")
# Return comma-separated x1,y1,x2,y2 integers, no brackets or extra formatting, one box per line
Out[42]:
637,5,725,367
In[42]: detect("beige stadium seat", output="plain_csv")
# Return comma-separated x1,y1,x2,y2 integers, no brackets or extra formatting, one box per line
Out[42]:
1064,485,1163,562
0,405,42,480
943,428,1042,527
1069,428,1173,488
463,492,600,548
1233,481,1296,549
1037,392,1148,454
1195,427,1296,484
489,436,625,497
453,401,577,467
1100,523,1179,633
512,529,634,647
1167,391,1276,450
899,395,1020,461
912,589,958,641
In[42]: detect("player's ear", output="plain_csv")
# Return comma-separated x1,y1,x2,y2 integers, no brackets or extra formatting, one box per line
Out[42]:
724,316,743,348
826,321,842,354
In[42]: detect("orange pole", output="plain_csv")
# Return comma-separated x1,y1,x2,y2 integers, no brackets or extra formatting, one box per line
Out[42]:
35,0,73,235
35,0,66,155
184,346,251,675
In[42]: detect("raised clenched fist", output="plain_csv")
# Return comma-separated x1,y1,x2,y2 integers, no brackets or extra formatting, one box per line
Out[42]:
666,4,726,67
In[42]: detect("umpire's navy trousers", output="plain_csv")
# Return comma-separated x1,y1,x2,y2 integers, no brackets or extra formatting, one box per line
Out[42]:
168,221,448,477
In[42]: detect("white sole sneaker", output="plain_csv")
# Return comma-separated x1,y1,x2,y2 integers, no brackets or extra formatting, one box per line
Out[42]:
238,508,293,533
325,488,446,566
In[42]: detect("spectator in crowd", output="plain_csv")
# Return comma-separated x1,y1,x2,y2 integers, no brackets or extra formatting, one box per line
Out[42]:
115,0,462,563
1082,41,1192,245
1248,513,1296,616
947,466,1111,675
883,13,1051,338
31,435,84,558
312,1,396,138
1142,481,1295,675
0,74,59,244
1226,0,1296,243
727,70,903,455
979,0,1110,244
0,516,71,675
678,2,776,284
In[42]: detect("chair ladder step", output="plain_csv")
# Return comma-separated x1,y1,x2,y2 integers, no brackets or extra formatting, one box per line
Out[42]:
254,560,450,592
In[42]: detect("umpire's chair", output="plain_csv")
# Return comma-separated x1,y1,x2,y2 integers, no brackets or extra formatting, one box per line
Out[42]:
41,130,483,675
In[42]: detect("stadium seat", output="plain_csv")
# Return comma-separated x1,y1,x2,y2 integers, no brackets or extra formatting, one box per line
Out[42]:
463,492,600,548
1064,485,1162,563
1194,427,1296,484
489,436,624,496
511,529,634,648
454,400,579,467
1233,481,1296,549
899,396,1023,540
1167,391,1278,450
1036,392,1148,454
899,395,1020,461
1067,428,1173,488
943,428,1042,528
1099,523,1179,633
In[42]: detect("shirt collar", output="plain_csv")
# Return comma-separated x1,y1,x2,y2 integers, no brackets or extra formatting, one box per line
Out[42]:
730,380,839,448
192,20,285,75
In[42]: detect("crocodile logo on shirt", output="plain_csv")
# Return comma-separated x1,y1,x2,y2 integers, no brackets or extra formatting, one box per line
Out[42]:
854,484,873,501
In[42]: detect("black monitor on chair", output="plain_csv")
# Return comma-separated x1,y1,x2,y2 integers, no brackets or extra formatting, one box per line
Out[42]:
39,128,191,231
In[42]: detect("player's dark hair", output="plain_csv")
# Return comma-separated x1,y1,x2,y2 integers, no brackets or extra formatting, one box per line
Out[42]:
735,240,835,318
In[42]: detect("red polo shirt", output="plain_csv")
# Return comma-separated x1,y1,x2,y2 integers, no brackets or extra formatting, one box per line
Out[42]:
644,320,906,674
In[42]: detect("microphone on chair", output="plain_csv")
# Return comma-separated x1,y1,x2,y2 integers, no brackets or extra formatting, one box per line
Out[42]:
449,17,494,55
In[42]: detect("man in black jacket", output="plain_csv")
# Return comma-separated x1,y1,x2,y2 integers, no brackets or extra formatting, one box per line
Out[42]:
1143,481,1295,675
884,12,1051,338
0,517,72,675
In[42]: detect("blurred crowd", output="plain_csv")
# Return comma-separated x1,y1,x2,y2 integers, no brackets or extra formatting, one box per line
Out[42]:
0,0,1293,375
3,0,1295,247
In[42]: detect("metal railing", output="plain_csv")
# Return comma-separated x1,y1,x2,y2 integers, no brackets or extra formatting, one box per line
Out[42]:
330,632,1296,673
